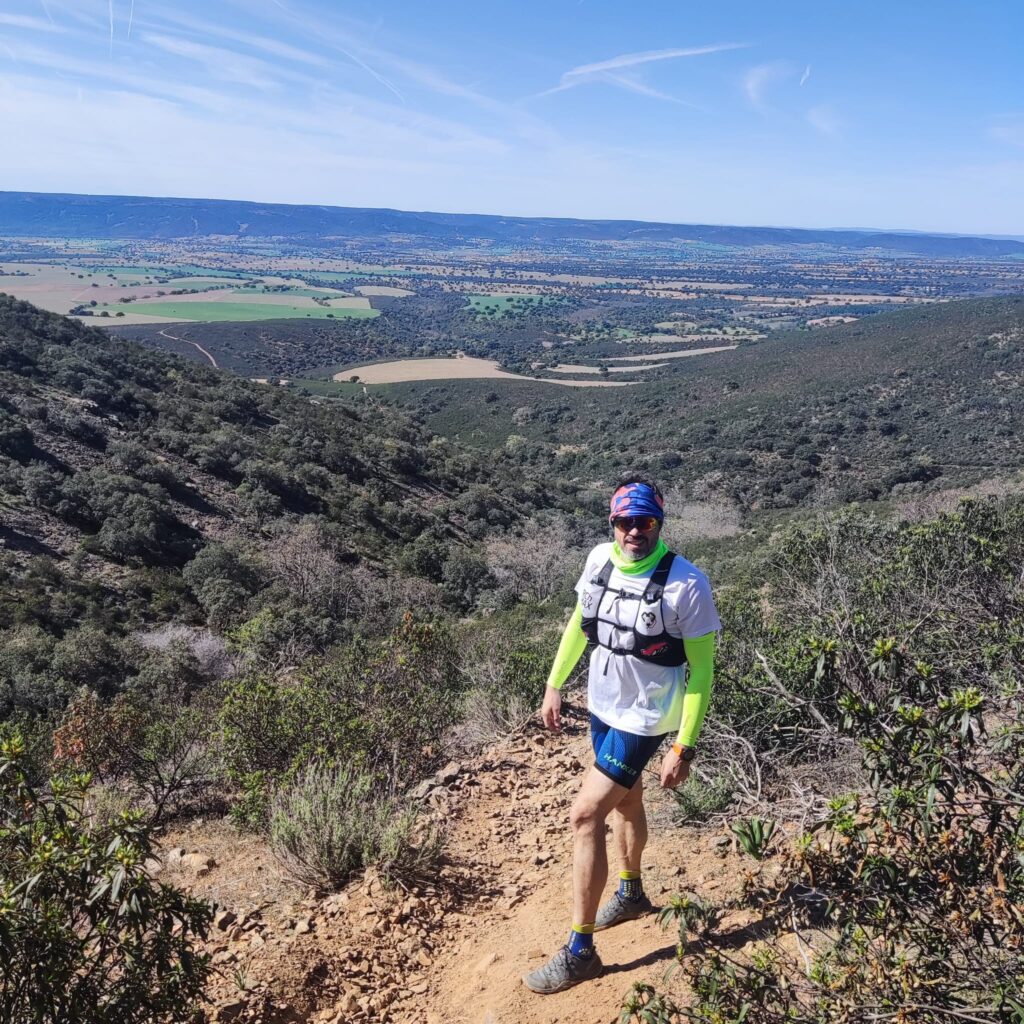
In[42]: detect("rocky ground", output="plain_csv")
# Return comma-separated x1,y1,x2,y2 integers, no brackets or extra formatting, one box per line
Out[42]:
162,713,757,1024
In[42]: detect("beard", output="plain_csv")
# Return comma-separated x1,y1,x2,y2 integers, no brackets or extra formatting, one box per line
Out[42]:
617,532,657,561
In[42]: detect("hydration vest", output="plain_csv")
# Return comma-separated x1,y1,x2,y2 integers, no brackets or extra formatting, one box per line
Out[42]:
579,551,688,668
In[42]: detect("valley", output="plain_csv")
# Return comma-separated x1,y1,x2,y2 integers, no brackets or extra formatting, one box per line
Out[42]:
2,193,1023,1024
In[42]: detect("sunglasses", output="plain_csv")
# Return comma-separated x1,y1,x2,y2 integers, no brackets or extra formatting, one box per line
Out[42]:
612,516,659,533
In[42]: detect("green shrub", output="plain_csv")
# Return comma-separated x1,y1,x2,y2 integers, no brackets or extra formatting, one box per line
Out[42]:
52,688,218,825
0,734,213,1023
457,613,553,746
669,771,733,823
269,761,442,892
220,615,462,828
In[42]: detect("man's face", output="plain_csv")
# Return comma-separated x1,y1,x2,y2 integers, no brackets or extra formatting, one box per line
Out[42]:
612,515,662,561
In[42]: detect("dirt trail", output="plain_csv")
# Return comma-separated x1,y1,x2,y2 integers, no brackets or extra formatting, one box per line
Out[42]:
174,716,747,1024
417,722,744,1024
159,327,219,369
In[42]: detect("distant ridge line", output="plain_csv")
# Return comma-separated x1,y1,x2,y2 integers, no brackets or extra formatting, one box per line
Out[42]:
1,190,1022,258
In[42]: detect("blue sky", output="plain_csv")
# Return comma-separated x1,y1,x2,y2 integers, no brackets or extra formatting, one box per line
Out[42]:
0,0,1022,234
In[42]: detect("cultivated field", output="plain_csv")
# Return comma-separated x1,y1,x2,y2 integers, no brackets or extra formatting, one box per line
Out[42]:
334,356,634,387
99,301,379,323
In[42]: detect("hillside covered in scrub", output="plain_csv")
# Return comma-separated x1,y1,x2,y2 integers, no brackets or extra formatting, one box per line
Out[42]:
395,295,1024,511
1,295,1022,1023
0,293,583,705
3,492,1021,1023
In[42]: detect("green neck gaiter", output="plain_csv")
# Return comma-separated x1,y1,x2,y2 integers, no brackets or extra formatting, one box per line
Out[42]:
610,537,668,575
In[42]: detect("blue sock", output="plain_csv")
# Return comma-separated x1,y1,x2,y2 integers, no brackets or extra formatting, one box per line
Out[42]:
618,870,643,901
568,924,594,958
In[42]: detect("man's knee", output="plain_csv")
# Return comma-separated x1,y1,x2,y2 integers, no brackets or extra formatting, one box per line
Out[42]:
569,795,607,835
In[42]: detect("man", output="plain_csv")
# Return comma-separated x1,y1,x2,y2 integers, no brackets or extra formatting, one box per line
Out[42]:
523,475,720,994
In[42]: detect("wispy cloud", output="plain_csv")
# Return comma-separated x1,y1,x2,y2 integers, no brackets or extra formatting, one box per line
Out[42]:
127,0,135,41
990,113,1024,148
213,1,406,101
597,74,701,108
0,13,63,32
141,32,282,90
800,64,811,87
137,7,342,70
327,41,405,103
807,103,841,137
568,43,747,80
743,61,794,110
540,43,746,98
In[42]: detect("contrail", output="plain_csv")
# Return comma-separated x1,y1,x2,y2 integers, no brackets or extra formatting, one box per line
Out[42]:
537,43,748,98
108,0,114,55
38,0,53,24
564,43,746,82
127,0,136,40
265,0,406,103
335,42,405,103
800,65,811,86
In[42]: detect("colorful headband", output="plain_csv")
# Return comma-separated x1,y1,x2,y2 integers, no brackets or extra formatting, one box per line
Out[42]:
608,482,665,523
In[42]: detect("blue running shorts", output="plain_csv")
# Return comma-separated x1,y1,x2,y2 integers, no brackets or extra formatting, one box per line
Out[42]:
590,714,668,789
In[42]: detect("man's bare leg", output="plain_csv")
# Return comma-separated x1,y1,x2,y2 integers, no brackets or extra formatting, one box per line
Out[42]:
610,776,647,874
569,766,632,927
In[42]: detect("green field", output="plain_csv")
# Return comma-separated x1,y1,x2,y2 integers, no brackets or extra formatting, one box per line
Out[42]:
466,293,561,317
98,301,380,322
287,377,367,397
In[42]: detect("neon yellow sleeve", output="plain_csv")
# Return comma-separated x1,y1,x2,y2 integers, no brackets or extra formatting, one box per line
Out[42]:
546,604,587,690
677,631,716,747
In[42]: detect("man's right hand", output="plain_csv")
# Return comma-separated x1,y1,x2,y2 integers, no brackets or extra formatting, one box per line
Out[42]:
540,685,562,732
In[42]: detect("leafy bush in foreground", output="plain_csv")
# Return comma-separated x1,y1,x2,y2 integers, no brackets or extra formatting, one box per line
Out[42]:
0,735,213,1023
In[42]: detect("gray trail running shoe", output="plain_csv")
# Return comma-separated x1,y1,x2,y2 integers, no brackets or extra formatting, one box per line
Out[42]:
522,945,603,994
594,891,654,931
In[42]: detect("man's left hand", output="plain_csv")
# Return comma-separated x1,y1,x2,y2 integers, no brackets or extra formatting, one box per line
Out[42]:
660,746,690,789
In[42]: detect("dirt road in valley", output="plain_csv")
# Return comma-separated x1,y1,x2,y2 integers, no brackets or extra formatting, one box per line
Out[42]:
158,328,219,369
